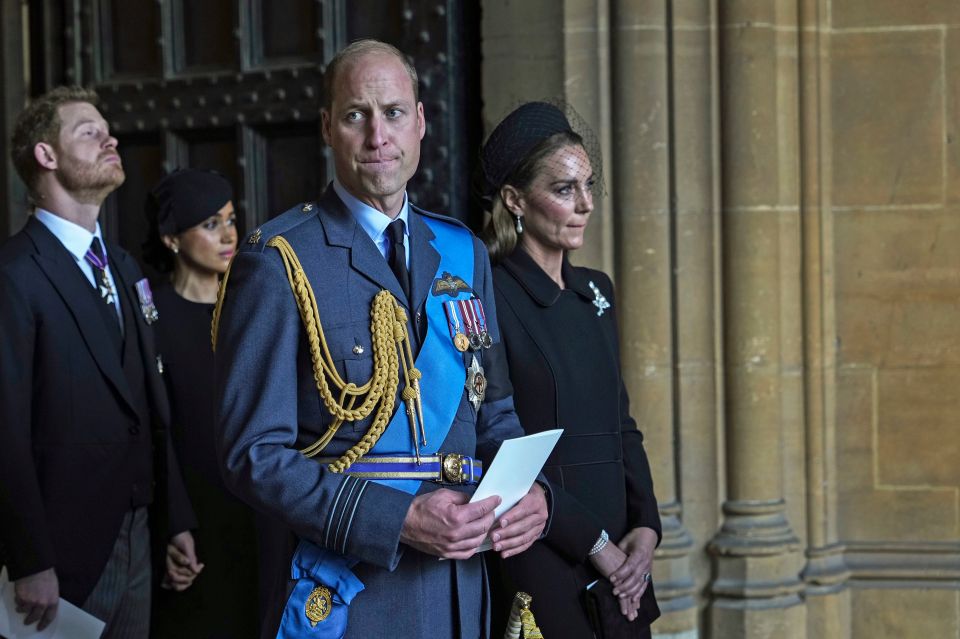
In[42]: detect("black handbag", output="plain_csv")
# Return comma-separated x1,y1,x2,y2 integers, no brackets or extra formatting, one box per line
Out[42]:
581,578,660,639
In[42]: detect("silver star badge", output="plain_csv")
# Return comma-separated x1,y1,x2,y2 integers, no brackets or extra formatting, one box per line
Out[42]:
464,355,487,411
588,281,610,317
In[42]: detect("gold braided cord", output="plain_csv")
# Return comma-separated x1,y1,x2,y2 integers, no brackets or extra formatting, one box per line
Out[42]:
504,593,545,639
520,610,544,639
265,236,411,472
210,256,235,352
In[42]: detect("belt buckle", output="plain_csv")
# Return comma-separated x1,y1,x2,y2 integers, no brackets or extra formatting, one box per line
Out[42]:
440,453,471,484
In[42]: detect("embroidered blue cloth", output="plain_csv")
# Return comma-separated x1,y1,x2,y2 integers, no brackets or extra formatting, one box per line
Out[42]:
277,542,365,638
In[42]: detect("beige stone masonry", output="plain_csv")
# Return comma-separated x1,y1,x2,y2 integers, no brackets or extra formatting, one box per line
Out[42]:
481,0,960,636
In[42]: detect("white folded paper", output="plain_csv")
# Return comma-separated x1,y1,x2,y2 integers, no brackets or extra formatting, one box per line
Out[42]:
0,567,105,639
470,428,563,552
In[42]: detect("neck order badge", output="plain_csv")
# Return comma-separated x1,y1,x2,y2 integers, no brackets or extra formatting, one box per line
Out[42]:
85,237,116,306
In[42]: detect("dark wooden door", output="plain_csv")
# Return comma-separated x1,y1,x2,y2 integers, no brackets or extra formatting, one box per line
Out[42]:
12,0,480,261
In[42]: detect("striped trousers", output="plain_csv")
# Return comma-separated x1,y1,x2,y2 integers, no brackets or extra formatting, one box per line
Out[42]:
82,507,152,638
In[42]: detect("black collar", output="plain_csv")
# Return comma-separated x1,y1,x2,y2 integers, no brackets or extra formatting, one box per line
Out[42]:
499,248,595,307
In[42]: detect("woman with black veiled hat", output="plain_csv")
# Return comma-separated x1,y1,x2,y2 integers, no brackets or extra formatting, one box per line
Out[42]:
143,169,259,638
478,103,662,638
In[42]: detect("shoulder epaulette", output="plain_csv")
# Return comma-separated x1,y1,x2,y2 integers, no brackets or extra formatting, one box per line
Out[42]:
240,202,319,253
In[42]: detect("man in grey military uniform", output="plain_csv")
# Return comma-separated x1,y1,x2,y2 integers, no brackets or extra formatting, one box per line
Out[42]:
214,40,549,638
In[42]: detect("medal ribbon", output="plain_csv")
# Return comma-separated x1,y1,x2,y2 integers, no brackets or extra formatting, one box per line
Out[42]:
456,299,470,335
84,246,114,304
443,301,462,341
457,299,477,344
473,298,487,332
135,278,159,322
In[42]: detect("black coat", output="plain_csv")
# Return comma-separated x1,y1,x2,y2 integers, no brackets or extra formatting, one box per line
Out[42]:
150,284,259,638
491,248,662,637
0,216,195,605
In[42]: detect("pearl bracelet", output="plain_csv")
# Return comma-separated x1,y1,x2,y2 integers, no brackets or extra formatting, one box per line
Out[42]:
588,529,609,556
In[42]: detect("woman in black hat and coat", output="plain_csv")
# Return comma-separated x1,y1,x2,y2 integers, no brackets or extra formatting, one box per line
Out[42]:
143,169,259,638
479,103,662,639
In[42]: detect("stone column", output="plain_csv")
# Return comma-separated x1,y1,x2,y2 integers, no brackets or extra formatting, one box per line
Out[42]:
611,1,697,635
558,0,614,274
708,0,806,636
671,1,723,636
797,0,851,635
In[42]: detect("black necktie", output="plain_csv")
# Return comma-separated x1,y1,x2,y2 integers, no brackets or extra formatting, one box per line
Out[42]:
387,219,411,301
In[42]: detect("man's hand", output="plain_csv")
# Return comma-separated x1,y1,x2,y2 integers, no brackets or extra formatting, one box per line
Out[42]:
162,530,204,591
492,483,548,559
400,489,501,559
14,567,59,631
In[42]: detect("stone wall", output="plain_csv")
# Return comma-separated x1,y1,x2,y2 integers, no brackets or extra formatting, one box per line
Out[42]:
481,1,960,637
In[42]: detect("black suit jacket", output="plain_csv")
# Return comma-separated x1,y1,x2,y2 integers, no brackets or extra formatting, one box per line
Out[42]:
0,216,195,604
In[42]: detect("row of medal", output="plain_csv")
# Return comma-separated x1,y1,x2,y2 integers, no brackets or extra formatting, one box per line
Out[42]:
442,298,493,352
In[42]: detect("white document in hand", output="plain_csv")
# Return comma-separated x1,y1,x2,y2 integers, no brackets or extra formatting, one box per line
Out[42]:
0,567,105,639
469,428,563,552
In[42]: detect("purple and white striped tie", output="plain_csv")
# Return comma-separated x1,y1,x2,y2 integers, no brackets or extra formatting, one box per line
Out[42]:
85,237,116,306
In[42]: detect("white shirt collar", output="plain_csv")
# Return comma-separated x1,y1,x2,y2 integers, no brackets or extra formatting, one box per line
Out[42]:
34,208,106,262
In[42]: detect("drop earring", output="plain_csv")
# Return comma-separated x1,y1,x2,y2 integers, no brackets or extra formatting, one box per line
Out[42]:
513,214,523,235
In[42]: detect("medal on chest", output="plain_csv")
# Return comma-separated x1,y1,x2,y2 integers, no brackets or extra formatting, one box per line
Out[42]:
465,355,487,411
135,278,159,324
458,299,482,350
472,298,494,349
457,298,493,351
444,300,470,352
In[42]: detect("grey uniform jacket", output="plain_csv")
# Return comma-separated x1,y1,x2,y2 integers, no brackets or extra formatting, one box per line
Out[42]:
214,185,533,638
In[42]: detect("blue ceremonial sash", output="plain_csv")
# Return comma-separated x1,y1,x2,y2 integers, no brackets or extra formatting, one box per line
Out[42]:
278,218,475,638
366,216,475,493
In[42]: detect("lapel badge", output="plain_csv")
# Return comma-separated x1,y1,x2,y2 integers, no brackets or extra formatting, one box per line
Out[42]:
156,355,164,374
431,271,471,297
248,228,262,245
304,585,332,627
588,281,610,317
135,278,159,324
301,203,314,213
465,355,487,411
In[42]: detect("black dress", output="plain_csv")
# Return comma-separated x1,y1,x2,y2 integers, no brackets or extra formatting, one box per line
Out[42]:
490,248,662,638
150,284,260,639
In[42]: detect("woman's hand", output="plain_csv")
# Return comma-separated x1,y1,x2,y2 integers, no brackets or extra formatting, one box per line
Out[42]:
587,538,641,620
608,527,658,620
162,530,204,591
587,536,627,579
